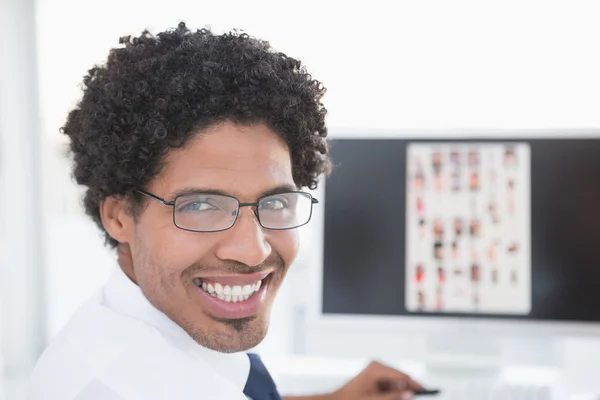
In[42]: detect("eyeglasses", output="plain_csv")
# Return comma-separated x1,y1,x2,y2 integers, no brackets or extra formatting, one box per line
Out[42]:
134,189,318,233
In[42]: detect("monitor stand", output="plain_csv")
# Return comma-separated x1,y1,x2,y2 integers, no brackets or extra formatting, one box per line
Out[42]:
423,335,503,380
422,333,562,380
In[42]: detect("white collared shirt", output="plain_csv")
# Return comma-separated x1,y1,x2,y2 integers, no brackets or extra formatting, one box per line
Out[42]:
28,267,251,400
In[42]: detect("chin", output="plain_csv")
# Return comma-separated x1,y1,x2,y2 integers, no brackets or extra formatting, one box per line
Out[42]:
186,315,270,353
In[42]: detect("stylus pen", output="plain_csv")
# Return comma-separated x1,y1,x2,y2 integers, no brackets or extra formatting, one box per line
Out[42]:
414,388,441,396
378,382,440,396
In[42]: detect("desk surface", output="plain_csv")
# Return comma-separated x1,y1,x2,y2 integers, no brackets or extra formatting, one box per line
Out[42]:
263,355,599,400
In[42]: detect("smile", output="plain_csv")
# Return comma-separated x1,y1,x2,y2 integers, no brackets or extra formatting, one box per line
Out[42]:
193,278,263,303
191,272,273,320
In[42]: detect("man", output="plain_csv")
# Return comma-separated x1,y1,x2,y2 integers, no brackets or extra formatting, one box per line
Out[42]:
30,23,422,400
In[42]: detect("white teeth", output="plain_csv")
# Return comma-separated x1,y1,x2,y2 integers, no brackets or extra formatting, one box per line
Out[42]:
197,278,266,301
215,283,223,295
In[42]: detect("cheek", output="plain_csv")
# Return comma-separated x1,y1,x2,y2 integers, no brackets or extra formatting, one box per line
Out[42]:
132,208,179,258
269,229,299,267
153,230,216,266
135,216,214,277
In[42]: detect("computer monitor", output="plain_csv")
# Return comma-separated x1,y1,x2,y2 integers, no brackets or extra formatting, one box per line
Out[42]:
300,131,600,369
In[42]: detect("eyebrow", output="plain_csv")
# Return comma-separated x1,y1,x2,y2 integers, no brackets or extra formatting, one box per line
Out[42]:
170,183,299,200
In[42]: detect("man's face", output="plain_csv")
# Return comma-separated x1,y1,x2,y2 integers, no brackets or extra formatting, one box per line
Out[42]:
124,122,299,352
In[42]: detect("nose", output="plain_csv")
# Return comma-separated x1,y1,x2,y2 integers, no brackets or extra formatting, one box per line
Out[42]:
214,207,272,267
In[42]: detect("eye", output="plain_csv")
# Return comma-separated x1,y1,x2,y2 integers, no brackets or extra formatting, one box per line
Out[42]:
178,200,217,213
260,197,288,211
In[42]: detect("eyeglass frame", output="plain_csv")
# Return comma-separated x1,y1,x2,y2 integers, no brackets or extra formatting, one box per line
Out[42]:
133,188,319,233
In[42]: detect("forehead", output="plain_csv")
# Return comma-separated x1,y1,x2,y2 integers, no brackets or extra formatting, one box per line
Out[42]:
153,122,294,199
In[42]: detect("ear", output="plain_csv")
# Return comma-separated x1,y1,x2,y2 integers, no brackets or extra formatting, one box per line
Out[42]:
100,196,135,244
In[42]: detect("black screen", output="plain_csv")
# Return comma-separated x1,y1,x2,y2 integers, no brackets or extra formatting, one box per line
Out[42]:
322,138,600,322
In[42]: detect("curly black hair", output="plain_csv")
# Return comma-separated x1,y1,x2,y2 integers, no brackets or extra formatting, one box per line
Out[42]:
62,22,330,248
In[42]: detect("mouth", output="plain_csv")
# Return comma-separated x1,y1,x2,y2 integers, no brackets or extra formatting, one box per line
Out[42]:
193,276,266,303
191,271,273,320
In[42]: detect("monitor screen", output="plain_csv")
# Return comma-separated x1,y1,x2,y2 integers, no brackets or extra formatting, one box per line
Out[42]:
322,137,600,322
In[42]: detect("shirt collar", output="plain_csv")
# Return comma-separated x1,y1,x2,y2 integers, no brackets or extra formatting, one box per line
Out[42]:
102,266,250,392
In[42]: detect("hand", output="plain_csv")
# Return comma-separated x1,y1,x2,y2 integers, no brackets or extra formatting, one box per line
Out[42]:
329,361,423,400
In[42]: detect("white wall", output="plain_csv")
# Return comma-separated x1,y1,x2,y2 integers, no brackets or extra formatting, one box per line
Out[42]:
1,1,46,399
37,0,600,138
35,0,600,356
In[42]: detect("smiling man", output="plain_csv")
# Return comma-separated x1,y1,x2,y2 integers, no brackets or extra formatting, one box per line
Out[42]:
29,23,421,400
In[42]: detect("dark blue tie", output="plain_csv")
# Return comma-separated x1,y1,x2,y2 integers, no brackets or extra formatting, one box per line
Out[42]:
243,353,282,400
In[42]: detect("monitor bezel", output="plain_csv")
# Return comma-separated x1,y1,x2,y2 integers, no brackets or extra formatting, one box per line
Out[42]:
300,129,600,356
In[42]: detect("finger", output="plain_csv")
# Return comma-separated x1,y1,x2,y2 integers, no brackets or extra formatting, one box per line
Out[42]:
405,376,424,391
364,361,424,390
377,380,405,392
